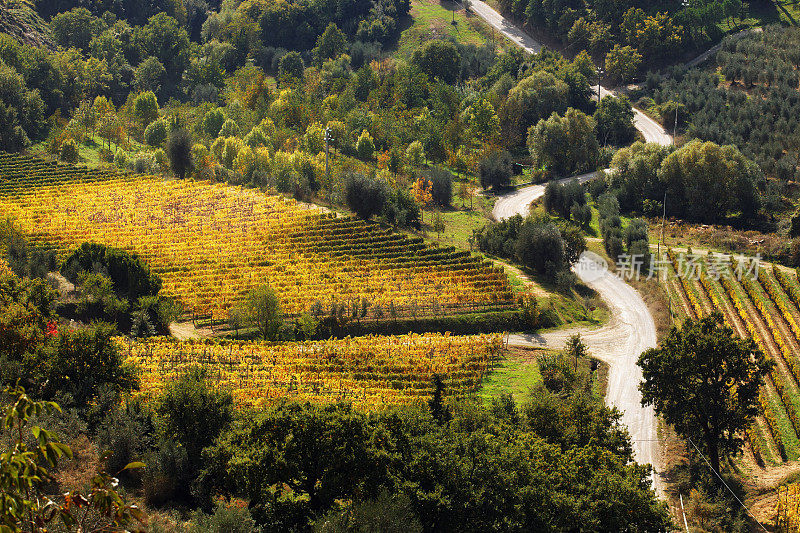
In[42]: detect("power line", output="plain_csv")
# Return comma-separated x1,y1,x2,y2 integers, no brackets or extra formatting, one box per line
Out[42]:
686,437,767,531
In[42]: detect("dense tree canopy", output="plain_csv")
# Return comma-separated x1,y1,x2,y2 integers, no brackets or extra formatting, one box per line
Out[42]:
527,108,599,177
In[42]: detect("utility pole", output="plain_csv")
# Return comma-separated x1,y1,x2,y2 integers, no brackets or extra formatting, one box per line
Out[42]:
673,103,679,145
597,67,604,105
324,127,333,179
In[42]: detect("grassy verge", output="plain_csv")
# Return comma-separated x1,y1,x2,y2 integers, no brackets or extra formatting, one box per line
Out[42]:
392,0,508,59
480,346,544,403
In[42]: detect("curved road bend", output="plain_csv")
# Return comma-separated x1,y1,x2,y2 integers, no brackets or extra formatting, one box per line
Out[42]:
473,2,670,493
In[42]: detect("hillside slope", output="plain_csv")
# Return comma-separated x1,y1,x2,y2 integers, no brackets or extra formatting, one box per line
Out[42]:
0,0,53,49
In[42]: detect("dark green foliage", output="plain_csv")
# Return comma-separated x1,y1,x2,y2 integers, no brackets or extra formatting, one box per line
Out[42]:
515,221,566,275
36,321,138,409
144,119,168,146
96,400,158,477
278,51,304,82
199,399,670,531
424,167,452,207
427,373,451,425
543,178,586,220
478,151,513,190
344,172,388,220
383,188,421,229
313,23,348,64
0,223,56,279
157,367,234,471
411,40,461,84
639,313,771,473
49,7,105,51
62,242,162,302
594,95,636,146
167,128,194,179
473,214,585,279
0,59,45,150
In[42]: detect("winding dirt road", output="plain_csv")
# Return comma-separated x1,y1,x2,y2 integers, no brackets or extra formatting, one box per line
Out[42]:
508,256,660,492
474,2,668,491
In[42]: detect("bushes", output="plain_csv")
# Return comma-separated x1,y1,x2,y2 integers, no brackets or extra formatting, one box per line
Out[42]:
528,109,599,177
144,119,168,146
424,167,453,207
543,179,586,221
478,151,513,191
344,172,388,220
473,214,585,279
59,139,79,163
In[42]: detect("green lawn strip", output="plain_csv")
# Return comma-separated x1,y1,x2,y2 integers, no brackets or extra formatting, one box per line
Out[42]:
751,419,778,466
765,383,800,461
480,348,543,403
394,0,489,59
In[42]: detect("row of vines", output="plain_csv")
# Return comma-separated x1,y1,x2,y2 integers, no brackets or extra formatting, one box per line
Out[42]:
119,333,504,409
0,153,515,320
664,250,800,466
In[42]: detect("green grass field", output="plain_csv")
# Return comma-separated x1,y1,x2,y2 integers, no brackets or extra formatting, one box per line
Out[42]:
393,0,504,59
480,348,544,403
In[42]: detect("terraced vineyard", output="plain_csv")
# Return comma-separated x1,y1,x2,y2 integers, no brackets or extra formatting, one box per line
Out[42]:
665,250,800,465
119,333,503,409
0,153,515,320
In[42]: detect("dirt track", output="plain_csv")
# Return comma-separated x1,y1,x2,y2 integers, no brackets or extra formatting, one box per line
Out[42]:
507,256,661,494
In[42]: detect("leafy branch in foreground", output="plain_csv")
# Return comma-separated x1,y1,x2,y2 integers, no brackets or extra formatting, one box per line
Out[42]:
0,385,145,533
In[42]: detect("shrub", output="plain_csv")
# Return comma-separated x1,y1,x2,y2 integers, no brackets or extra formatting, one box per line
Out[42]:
426,167,453,207
201,108,226,137
59,138,79,163
144,119,168,146
479,151,513,190
344,172,387,220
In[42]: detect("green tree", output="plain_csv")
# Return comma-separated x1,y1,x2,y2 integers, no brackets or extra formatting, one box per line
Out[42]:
515,221,566,277
157,367,233,469
594,95,635,146
313,23,348,65
528,108,598,177
167,128,194,179
478,151,513,190
39,322,138,409
639,313,771,473
659,140,761,223
499,71,569,146
61,242,162,302
605,45,642,84
356,129,375,161
144,118,168,146
59,139,80,163
201,108,226,137
465,98,500,143
344,173,387,220
411,40,461,84
134,56,167,94
135,13,192,84
133,91,159,130
49,7,105,51
237,284,283,340
278,51,305,84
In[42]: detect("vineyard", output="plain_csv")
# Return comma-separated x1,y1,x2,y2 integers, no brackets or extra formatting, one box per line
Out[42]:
119,333,503,409
664,250,800,466
776,483,800,532
0,153,515,320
